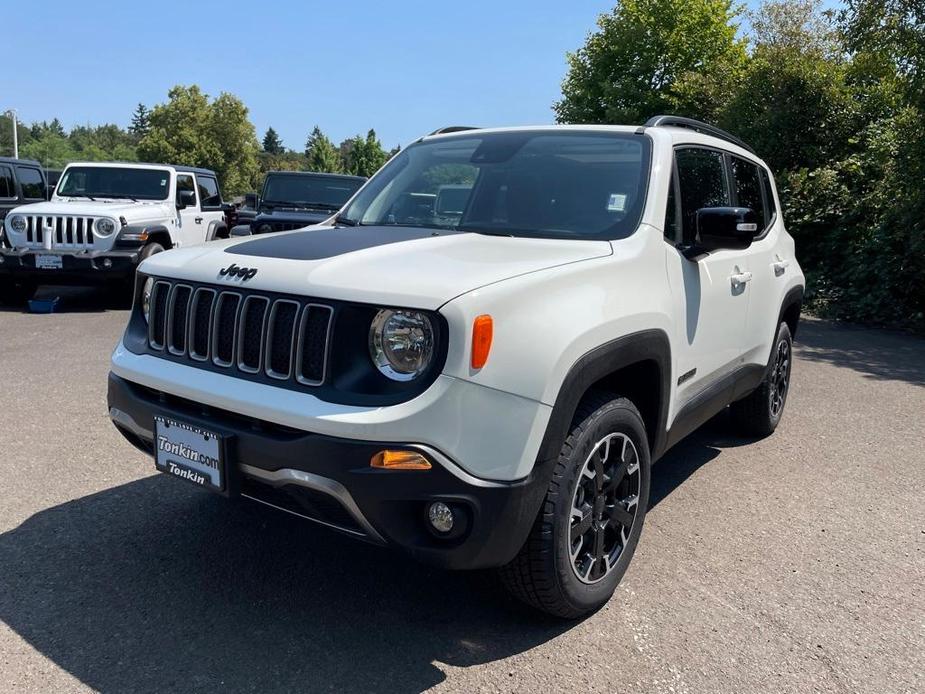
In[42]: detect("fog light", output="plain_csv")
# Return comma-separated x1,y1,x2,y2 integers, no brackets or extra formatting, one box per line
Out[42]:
102,258,113,269
370,450,431,470
428,501,454,534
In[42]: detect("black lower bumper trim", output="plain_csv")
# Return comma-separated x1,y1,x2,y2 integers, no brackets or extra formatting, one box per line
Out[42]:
0,249,140,284
106,372,550,570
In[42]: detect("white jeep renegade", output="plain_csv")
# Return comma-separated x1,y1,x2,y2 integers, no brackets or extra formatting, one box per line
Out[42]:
108,118,804,617
1,161,227,303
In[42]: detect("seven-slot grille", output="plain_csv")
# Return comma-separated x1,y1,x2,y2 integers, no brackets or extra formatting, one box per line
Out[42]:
20,215,97,249
148,280,333,386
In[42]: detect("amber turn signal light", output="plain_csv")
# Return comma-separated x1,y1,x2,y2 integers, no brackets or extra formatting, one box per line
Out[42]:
471,314,493,369
370,450,432,470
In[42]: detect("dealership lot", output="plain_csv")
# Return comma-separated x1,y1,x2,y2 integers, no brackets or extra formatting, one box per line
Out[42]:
0,288,922,693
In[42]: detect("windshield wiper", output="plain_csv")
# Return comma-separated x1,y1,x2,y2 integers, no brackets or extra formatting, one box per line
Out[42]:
103,194,139,202
64,193,97,201
457,225,515,238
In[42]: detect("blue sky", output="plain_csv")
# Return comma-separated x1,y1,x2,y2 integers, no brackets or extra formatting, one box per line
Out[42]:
4,0,841,151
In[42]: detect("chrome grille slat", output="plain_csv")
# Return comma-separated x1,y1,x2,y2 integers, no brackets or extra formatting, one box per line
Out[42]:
147,280,332,389
188,288,217,361
265,300,300,379
166,285,193,356
237,296,270,373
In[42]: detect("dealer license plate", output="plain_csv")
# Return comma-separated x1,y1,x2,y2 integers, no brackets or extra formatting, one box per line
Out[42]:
35,254,63,270
153,416,225,493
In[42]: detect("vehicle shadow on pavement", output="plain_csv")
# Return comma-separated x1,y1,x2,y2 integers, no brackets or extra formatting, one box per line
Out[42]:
0,286,131,314
795,318,925,386
0,477,572,693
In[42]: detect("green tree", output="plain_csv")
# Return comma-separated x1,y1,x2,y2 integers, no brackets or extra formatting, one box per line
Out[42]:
138,85,260,195
0,114,31,158
555,0,747,124
129,103,150,140
343,129,388,177
304,126,341,172
20,133,78,169
262,126,284,154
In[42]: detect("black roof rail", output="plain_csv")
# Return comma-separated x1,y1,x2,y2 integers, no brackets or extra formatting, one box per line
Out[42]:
427,126,480,136
643,115,755,154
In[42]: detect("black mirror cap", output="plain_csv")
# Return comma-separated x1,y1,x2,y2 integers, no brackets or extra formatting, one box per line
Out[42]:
243,192,259,209
696,207,758,252
176,189,196,210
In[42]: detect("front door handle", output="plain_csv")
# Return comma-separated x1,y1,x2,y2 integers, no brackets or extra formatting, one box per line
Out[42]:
194,217,203,224
730,271,753,287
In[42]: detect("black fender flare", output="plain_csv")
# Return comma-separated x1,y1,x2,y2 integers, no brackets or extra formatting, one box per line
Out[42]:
777,285,804,339
535,328,673,472
114,224,172,250
207,220,228,241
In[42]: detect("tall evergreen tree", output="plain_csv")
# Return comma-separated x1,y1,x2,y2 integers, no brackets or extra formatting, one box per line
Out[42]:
344,129,388,177
304,126,341,172
262,127,284,154
129,103,151,139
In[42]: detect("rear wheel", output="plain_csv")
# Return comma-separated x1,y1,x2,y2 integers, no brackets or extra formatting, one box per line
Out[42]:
730,321,793,437
0,279,38,306
499,393,650,618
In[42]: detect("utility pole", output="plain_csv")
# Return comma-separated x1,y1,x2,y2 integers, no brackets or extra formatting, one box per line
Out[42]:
4,109,18,158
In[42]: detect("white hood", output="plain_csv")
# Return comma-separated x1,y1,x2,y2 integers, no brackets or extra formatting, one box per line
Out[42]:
14,199,173,224
140,225,613,309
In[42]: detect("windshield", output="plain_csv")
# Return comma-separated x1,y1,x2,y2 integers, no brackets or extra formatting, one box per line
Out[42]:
57,166,170,200
338,131,651,240
262,175,364,209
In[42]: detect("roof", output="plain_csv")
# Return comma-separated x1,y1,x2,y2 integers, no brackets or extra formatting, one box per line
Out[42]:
265,170,366,181
0,157,42,167
61,161,217,176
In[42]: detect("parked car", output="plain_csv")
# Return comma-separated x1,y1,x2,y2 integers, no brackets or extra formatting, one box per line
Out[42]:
232,171,366,235
0,158,48,227
0,161,228,303
108,118,804,617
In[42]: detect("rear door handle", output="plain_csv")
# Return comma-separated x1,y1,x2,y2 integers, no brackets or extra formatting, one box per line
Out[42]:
730,271,753,286
194,217,203,224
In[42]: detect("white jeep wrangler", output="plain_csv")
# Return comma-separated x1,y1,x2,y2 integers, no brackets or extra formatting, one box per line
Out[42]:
107,118,804,617
1,161,228,303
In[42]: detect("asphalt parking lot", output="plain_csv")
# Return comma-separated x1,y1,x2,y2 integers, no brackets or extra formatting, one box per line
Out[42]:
0,287,922,693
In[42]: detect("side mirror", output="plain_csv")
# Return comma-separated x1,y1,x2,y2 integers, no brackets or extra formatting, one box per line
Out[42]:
229,225,252,237
244,192,259,209
694,207,758,254
177,189,196,210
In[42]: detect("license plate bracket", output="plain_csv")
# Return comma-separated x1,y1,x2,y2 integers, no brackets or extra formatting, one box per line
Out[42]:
153,416,229,495
35,254,63,270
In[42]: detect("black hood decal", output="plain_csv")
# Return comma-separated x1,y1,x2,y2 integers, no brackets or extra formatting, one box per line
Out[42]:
224,226,464,261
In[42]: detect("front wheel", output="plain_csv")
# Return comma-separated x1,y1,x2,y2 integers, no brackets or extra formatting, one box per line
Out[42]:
730,321,793,437
499,393,650,618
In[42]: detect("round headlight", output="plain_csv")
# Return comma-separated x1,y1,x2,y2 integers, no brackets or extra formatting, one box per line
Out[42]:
9,215,26,233
141,277,154,324
369,309,435,381
258,223,273,234
95,218,116,235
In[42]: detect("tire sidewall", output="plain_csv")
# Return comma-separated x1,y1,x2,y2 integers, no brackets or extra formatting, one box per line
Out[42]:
767,322,793,427
552,401,651,614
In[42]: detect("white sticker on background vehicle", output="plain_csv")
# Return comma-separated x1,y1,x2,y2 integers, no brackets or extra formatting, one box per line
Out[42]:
607,193,627,212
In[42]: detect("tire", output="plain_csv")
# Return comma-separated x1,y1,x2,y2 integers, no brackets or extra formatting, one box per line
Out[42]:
139,241,165,262
499,392,651,618
0,279,38,306
730,321,793,437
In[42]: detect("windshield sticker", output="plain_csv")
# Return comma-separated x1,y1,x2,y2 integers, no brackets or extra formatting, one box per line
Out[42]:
160,179,167,187
607,193,627,212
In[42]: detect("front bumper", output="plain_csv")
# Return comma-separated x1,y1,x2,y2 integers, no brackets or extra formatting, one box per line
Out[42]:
0,248,140,283
107,372,551,570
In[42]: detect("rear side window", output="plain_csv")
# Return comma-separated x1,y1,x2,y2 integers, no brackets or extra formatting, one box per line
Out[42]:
197,176,222,209
675,148,730,242
731,157,768,230
0,166,14,198
761,169,777,220
16,166,45,199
